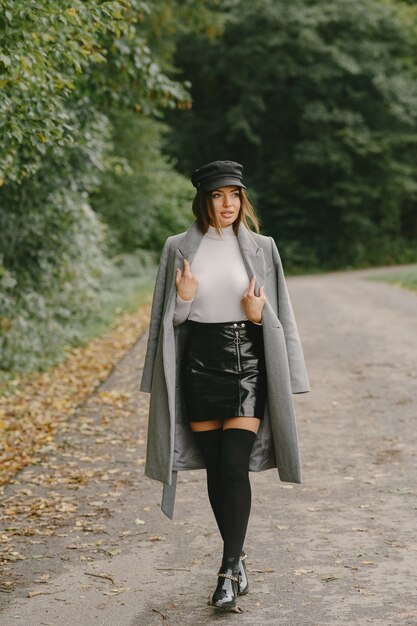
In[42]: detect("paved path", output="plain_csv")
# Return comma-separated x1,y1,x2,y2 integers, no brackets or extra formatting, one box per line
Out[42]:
1,265,417,625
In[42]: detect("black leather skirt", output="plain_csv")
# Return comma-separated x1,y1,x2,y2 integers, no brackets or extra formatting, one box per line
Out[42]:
181,319,267,422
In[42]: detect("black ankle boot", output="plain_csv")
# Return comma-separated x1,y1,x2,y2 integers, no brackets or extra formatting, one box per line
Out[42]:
209,564,240,610
238,551,249,595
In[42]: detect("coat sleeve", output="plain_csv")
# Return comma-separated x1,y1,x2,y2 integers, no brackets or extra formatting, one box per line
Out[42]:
269,236,310,394
139,238,171,393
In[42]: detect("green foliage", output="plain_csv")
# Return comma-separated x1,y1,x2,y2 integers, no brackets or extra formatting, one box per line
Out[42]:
0,108,112,370
0,0,224,372
143,0,226,66
164,0,417,270
0,0,217,373
0,247,156,373
91,112,194,254
0,0,189,185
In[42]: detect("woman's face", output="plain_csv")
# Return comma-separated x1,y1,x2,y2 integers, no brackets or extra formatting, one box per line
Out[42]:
208,185,241,228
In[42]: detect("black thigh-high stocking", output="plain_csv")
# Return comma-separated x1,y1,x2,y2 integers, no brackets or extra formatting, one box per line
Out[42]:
221,428,256,570
192,428,224,539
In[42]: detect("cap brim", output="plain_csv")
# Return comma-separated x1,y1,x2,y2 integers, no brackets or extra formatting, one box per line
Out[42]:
201,177,246,191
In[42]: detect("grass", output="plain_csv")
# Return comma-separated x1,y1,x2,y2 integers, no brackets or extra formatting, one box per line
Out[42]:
71,255,157,347
0,252,157,395
367,265,417,293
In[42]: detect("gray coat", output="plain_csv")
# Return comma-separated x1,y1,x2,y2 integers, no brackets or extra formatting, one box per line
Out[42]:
139,219,310,519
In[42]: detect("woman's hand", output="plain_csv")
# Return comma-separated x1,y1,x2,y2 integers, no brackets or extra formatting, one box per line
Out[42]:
241,276,266,323
176,259,198,301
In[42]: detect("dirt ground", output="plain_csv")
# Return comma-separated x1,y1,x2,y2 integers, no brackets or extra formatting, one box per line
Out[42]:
1,264,417,626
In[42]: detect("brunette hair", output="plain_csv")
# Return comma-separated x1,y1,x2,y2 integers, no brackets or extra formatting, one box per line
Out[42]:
191,187,261,237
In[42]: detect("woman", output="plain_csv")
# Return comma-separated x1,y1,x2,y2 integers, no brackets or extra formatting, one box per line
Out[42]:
140,160,310,612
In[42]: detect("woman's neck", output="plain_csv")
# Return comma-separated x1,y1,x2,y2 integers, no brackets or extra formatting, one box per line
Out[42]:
206,223,236,239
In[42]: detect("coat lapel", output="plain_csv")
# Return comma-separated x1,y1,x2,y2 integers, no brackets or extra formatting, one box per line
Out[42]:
175,219,267,294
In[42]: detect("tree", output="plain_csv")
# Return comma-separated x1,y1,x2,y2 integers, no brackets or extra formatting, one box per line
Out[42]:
0,0,222,371
164,0,417,269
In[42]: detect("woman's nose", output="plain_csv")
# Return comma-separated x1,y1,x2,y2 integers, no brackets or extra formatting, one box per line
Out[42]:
223,196,232,207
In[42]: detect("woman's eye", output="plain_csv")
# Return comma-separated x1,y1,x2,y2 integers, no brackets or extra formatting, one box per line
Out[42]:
212,191,239,199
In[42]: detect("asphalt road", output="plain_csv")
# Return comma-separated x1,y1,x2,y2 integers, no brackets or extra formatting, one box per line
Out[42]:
1,264,416,626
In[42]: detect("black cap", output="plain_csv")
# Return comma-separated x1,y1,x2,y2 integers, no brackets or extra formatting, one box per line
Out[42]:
191,160,246,191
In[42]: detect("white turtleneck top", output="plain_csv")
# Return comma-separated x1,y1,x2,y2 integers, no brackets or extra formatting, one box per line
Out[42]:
173,223,263,326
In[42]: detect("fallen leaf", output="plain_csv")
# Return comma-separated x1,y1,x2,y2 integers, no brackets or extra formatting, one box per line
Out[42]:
0,302,151,489
34,574,50,583
148,535,166,542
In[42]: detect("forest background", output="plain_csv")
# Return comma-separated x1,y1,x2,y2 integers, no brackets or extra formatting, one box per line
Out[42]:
1,0,417,376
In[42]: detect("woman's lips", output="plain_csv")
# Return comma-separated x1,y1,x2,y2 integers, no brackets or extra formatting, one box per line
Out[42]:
221,212,234,217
